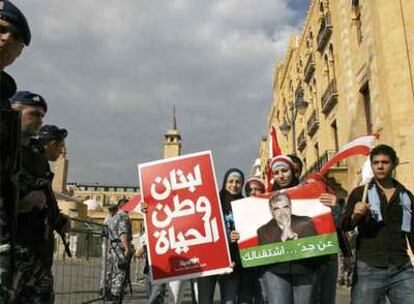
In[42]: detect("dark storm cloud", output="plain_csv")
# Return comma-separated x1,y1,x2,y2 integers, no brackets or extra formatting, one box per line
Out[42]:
8,0,307,185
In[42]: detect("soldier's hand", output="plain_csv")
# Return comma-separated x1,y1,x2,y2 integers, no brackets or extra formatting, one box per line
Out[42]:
352,202,370,221
61,214,72,233
19,190,47,212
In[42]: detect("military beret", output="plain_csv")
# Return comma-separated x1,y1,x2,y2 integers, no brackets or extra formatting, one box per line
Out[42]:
39,125,68,143
0,0,31,46
9,91,47,112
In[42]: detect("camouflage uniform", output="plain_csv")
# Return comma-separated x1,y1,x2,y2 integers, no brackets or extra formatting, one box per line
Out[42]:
0,2,32,302
0,72,19,303
108,209,133,299
12,139,58,303
100,214,115,294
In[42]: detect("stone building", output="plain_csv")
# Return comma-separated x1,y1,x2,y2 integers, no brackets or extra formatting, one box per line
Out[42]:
259,0,414,193
66,182,139,209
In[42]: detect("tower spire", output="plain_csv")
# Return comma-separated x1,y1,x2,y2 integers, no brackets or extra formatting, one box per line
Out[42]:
163,106,182,158
173,106,177,130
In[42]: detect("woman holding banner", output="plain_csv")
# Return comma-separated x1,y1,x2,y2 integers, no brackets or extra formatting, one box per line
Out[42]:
262,155,323,304
197,168,245,304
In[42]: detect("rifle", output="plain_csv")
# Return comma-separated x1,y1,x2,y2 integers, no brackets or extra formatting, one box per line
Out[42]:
19,171,72,258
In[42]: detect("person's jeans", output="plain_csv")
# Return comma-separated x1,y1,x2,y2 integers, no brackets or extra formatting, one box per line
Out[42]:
351,261,414,304
312,259,338,304
262,271,316,304
197,272,239,304
238,268,264,304
146,277,186,304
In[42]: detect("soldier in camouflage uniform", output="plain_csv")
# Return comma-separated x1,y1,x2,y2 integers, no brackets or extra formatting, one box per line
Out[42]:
10,91,69,303
0,1,31,302
100,203,118,297
108,198,134,302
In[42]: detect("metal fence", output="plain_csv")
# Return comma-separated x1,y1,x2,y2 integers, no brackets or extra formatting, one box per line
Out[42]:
53,218,106,304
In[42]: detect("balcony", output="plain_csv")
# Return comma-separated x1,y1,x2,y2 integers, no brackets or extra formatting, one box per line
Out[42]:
297,130,307,152
317,13,332,52
305,150,347,175
303,53,315,83
307,110,319,137
321,80,338,115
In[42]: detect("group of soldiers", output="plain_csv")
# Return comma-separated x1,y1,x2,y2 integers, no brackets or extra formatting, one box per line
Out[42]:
0,1,72,302
100,198,134,302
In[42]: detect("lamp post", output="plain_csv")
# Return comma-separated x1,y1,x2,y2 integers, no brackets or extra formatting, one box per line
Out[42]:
279,86,309,155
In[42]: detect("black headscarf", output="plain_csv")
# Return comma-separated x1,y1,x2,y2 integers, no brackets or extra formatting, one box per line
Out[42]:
219,168,245,213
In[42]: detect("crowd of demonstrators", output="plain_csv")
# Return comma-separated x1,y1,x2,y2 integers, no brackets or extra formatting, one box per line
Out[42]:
139,149,412,304
342,145,414,304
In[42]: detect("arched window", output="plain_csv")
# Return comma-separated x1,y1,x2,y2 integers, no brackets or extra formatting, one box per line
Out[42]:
351,0,363,43
324,54,330,82
328,44,336,80
319,1,324,15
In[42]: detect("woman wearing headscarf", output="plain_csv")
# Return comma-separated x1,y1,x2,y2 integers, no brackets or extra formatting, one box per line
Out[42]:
263,155,322,304
197,168,245,304
236,177,267,304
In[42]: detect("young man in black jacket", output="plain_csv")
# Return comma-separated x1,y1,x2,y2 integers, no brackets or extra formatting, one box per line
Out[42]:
342,144,414,304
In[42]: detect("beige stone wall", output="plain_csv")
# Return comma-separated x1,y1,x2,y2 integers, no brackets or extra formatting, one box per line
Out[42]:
70,189,137,208
261,0,414,193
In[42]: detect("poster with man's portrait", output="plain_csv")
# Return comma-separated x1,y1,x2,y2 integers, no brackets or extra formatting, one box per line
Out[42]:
231,181,339,267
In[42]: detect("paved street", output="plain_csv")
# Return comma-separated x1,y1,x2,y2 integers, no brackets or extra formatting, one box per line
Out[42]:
122,280,351,303
53,256,351,303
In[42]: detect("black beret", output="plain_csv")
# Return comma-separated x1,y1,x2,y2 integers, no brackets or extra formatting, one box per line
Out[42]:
10,91,47,112
0,0,31,46
39,125,68,143
0,71,16,100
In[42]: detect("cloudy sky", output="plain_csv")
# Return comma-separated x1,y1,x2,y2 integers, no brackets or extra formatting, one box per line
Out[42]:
9,0,308,186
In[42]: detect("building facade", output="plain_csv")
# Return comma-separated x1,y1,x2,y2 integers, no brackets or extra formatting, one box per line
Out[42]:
260,0,414,193
66,182,139,208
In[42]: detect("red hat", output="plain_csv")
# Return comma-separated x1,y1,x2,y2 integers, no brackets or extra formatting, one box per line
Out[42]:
246,177,265,188
270,155,296,173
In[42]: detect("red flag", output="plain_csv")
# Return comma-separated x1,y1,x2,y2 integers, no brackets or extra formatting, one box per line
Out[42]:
269,125,282,159
121,194,141,212
266,125,282,190
319,134,378,175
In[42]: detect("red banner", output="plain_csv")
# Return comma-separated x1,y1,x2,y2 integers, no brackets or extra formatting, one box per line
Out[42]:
139,151,232,283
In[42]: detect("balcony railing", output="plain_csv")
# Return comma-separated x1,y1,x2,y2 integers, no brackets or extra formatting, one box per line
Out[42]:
321,79,338,115
307,110,319,137
297,130,306,151
317,13,332,52
305,150,347,175
304,53,315,83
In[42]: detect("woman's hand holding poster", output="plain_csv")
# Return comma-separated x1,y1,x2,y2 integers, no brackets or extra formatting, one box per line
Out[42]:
139,151,232,283
231,180,339,268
